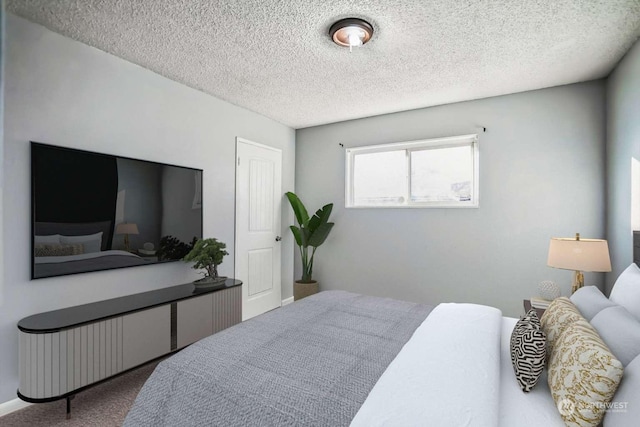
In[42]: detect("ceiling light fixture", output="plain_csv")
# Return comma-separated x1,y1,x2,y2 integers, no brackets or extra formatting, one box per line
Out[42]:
329,18,374,52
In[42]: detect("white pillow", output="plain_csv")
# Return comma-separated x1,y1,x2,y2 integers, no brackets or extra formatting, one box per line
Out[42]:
610,263,640,322
34,234,61,244
591,306,640,366
60,232,103,254
570,286,617,320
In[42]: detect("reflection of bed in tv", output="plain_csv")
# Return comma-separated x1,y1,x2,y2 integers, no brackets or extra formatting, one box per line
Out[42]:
34,251,151,277
33,220,153,278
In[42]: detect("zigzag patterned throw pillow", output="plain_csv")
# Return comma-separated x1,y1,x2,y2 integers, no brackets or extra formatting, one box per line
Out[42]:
510,309,547,392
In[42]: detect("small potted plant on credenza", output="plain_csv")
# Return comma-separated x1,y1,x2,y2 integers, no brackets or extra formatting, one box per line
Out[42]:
183,238,229,288
285,192,334,300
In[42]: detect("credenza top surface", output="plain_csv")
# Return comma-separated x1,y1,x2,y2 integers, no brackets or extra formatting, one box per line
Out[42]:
18,279,242,333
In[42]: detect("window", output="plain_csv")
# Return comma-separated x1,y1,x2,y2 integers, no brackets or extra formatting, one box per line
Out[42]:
345,134,478,208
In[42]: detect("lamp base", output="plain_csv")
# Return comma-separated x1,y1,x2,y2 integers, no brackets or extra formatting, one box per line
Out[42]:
571,270,584,294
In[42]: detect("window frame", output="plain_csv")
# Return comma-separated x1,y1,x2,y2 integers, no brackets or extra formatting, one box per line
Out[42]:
345,134,479,209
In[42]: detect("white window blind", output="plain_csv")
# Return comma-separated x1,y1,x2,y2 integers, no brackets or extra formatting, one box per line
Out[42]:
345,134,479,208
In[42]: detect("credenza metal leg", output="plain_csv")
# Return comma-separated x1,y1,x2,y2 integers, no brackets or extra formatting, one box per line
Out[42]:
66,395,74,419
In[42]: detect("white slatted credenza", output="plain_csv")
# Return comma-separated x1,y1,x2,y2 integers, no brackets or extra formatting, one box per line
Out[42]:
17,280,242,417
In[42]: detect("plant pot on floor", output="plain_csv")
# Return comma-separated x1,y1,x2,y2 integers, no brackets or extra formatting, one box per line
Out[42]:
294,280,319,301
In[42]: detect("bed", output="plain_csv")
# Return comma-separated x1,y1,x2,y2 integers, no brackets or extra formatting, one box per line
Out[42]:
124,267,640,427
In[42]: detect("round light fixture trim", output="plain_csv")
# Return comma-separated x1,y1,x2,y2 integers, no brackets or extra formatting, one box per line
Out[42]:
330,18,374,50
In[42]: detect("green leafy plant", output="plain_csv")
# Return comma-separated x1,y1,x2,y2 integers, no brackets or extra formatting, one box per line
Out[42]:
286,192,334,283
183,238,229,279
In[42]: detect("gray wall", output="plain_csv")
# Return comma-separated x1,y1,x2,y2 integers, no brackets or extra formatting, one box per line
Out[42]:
0,14,295,404
0,2,5,307
606,39,640,294
296,81,606,317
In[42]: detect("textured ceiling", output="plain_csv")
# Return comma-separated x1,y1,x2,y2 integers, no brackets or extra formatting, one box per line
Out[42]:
6,1,640,129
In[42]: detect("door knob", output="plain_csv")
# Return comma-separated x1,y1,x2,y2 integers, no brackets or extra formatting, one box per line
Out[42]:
275,236,282,242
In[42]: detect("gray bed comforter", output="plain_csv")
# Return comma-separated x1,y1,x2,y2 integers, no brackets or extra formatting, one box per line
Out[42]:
124,290,433,427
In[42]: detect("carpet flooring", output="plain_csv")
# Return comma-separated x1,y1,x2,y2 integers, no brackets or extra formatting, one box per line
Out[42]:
0,361,158,426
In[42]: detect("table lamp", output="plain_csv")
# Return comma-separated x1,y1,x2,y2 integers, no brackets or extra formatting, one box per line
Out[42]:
547,233,611,294
116,223,139,252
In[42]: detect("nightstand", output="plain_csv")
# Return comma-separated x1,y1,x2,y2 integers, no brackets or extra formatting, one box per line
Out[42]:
523,299,546,319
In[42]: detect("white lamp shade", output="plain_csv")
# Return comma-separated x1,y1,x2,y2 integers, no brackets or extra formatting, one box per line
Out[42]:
547,237,611,272
116,223,139,235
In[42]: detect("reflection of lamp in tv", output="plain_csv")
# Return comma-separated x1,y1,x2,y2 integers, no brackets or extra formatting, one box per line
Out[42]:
116,223,139,252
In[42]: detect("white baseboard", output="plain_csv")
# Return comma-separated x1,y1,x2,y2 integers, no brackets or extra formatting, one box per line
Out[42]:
0,398,32,417
282,296,294,306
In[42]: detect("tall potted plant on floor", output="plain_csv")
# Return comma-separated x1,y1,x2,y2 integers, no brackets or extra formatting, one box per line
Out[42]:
286,192,334,300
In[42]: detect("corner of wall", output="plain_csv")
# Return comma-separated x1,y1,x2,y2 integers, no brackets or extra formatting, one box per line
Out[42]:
605,38,640,295
0,0,5,307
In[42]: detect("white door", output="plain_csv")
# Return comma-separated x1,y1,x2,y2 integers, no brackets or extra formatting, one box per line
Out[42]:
235,138,282,320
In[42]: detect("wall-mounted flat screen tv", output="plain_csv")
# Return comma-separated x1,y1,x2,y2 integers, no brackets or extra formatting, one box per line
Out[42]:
31,142,203,279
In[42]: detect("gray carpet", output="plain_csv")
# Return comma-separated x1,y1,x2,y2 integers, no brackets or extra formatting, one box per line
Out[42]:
0,361,158,426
